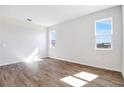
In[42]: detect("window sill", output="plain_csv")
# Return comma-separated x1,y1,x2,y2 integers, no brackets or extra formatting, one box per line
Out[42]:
95,48,112,50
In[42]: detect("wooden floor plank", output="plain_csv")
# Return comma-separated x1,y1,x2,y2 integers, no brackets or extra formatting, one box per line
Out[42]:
0,58,123,87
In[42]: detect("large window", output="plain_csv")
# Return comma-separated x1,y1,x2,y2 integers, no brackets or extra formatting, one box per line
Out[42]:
49,31,56,48
95,17,113,50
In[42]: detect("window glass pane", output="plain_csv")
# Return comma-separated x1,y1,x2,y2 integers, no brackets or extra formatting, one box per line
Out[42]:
96,35,112,48
51,40,56,47
50,31,56,40
96,19,112,35
95,18,112,49
50,31,56,48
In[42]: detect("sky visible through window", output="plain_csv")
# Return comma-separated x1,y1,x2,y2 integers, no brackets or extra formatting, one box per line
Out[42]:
50,31,56,40
96,19,112,43
50,31,56,48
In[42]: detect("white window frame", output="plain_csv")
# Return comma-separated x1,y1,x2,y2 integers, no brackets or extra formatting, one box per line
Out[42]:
49,30,56,48
95,17,113,50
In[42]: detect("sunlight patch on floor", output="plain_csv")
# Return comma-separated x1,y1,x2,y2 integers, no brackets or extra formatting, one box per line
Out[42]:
74,71,98,81
60,71,99,87
60,76,87,87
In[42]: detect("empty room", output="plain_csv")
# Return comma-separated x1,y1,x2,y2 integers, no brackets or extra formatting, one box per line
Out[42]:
0,5,124,87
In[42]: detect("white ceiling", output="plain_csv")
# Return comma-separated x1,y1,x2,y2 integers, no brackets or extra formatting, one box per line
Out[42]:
0,5,117,27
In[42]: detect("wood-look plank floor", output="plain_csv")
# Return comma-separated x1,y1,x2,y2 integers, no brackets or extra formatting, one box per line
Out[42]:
0,58,124,87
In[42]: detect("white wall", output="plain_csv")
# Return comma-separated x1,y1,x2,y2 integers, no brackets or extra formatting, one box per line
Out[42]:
0,16,47,66
122,6,124,78
48,6,123,72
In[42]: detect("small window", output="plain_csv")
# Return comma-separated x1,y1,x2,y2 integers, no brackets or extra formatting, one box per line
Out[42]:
95,17,113,50
49,31,56,48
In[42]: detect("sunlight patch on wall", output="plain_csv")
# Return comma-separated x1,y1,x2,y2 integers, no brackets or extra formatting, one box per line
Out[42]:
60,76,87,87
24,48,42,62
74,72,98,81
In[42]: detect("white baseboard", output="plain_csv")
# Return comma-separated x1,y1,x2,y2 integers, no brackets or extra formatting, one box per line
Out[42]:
0,56,121,73
0,59,23,67
50,56,121,72
0,56,48,67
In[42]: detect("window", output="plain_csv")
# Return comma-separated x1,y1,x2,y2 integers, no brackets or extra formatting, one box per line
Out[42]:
95,17,113,50
49,31,56,48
